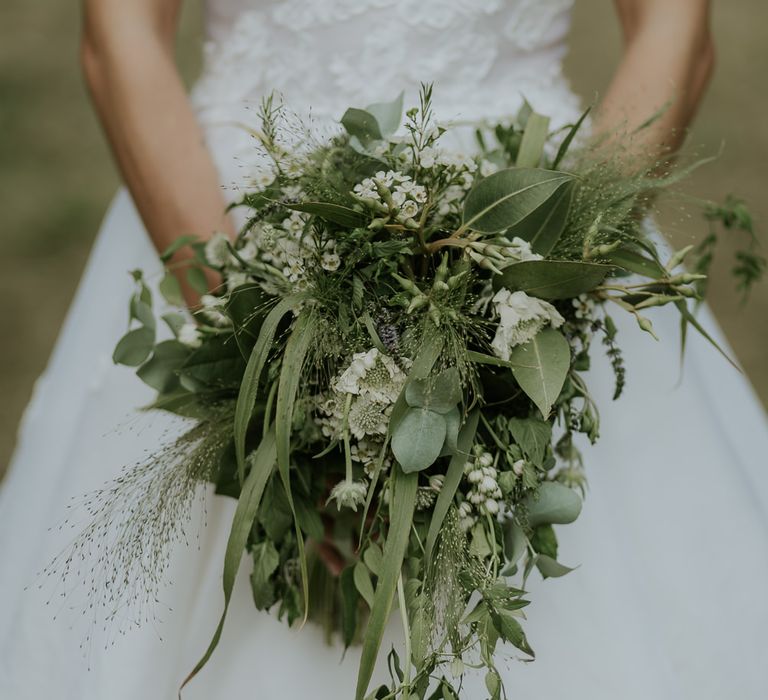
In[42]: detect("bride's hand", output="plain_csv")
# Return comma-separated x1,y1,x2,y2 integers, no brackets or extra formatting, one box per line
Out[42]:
81,0,234,305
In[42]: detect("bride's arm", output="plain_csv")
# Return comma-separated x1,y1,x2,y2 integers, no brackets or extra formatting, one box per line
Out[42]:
594,0,715,159
81,0,231,302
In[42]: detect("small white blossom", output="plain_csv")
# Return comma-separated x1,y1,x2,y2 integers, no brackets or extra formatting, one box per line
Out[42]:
480,160,500,177
490,289,565,361
328,480,368,511
199,294,230,327
321,251,341,272
204,232,232,267
506,236,544,263
483,498,500,515
572,293,596,320
512,459,526,476
400,199,420,220
178,323,202,348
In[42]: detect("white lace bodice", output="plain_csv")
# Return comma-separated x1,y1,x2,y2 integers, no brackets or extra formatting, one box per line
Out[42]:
192,0,582,193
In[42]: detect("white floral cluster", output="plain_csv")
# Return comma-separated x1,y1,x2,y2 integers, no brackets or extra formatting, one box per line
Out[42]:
458,447,504,529
490,289,565,360
353,170,428,226
203,184,342,295
316,348,407,478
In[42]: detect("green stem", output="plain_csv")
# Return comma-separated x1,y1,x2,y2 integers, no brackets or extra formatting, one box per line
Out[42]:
396,573,412,692
342,393,354,483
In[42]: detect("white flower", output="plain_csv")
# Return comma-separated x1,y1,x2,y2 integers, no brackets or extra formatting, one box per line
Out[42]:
204,232,232,267
334,348,406,404
178,322,202,348
328,480,368,511
572,293,596,320
512,459,526,476
238,241,258,262
400,199,420,220
321,251,341,272
353,178,380,200
419,146,438,168
347,396,390,440
391,189,407,207
490,289,565,360
199,294,230,327
480,160,499,177
482,498,500,515
506,236,543,263
428,475,445,492
225,270,249,288
251,168,276,191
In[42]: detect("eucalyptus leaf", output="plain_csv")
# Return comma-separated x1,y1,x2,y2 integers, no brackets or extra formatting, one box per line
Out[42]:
439,406,461,456
525,481,582,527
130,295,155,331
391,407,447,473
404,366,462,413
363,543,384,578
507,181,573,255
535,554,577,579
250,540,279,609
502,521,528,568
186,266,209,295
507,417,552,466
159,272,184,307
365,92,404,137
493,260,612,300
353,561,376,609
136,340,190,393
463,168,573,234
508,328,570,419
113,327,155,367
341,108,383,146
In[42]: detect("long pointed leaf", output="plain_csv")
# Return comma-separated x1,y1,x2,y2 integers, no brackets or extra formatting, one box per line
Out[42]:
234,296,297,483
275,311,318,621
355,467,418,700
425,410,479,562
516,113,550,168
180,429,276,695
552,105,592,169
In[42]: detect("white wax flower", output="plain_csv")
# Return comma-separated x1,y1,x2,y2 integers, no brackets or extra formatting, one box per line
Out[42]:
177,323,202,348
490,289,564,360
204,232,232,267
506,236,544,262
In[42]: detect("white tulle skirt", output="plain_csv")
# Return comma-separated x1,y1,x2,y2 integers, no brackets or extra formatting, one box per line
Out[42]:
1,189,767,700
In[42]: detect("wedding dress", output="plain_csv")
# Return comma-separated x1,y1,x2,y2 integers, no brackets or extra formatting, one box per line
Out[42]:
2,1,768,698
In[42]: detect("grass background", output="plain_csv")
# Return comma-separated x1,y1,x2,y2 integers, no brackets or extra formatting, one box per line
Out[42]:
1,1,766,475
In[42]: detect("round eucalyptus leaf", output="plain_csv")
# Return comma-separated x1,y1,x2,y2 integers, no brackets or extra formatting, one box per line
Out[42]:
525,481,582,527
112,327,155,367
391,407,447,473
405,367,461,413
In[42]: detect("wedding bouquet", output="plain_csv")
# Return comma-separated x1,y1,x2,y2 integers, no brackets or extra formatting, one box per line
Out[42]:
60,87,762,699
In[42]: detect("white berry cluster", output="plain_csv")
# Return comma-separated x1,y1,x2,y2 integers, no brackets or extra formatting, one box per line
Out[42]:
459,447,504,529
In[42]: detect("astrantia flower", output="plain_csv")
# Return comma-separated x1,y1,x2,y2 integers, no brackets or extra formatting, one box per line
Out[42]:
204,232,232,267
328,479,368,511
348,396,390,440
334,348,406,404
490,289,564,360
177,323,202,348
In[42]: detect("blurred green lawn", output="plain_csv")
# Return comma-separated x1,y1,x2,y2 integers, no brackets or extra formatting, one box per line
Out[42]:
1,1,766,474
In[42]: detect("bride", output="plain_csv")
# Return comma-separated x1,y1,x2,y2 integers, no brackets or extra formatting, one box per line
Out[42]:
2,1,767,698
